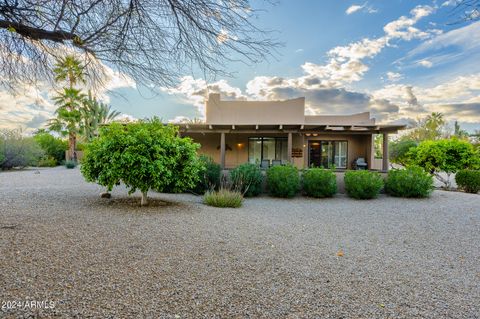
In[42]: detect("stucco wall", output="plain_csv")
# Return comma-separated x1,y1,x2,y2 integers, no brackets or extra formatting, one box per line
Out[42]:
206,94,305,125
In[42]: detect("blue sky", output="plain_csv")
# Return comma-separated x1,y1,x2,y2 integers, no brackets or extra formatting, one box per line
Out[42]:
2,0,480,133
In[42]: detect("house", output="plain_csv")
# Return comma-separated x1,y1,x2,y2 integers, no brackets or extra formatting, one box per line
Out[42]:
177,93,405,170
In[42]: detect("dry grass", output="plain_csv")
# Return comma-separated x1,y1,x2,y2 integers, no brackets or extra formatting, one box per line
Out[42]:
203,188,243,208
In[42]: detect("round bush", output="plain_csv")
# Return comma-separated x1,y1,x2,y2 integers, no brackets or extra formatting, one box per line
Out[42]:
302,168,337,198
455,169,480,193
230,163,263,197
65,160,77,169
266,165,300,198
344,170,383,199
192,155,221,194
385,166,433,198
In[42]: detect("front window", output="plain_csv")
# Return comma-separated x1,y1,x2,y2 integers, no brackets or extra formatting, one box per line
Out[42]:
248,137,288,165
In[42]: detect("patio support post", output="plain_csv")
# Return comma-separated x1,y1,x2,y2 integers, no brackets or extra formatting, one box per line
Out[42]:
287,132,293,163
220,132,226,169
382,133,389,171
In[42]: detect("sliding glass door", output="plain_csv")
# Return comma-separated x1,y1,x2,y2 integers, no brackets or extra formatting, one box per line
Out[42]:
309,140,347,169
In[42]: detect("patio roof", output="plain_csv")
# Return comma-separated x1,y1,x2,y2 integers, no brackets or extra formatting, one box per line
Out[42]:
176,123,406,134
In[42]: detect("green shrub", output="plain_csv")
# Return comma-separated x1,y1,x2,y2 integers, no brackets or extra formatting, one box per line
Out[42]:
33,130,68,164
302,168,337,198
38,156,58,167
455,170,480,193
192,155,221,194
65,160,77,169
344,170,383,199
203,188,243,208
266,165,300,198
385,166,433,198
230,163,263,197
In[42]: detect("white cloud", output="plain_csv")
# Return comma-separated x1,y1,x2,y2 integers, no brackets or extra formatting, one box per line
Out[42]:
372,74,480,124
418,59,433,68
383,5,434,41
408,20,480,56
386,72,403,82
346,4,364,15
442,0,458,7
346,3,378,15
162,76,246,117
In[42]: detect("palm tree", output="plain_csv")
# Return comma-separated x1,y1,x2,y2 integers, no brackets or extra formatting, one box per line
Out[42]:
453,121,469,140
82,91,121,140
48,88,86,160
49,55,87,161
53,55,86,89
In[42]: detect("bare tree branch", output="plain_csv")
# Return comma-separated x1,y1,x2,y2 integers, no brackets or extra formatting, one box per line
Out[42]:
0,0,279,91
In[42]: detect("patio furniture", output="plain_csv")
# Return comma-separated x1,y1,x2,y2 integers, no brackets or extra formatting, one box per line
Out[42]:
271,160,282,166
353,157,368,170
260,159,270,169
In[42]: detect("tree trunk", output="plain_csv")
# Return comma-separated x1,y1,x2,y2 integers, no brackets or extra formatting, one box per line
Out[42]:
68,132,76,161
141,191,148,206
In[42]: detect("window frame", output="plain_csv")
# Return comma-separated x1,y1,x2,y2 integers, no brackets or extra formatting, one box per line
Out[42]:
248,137,288,164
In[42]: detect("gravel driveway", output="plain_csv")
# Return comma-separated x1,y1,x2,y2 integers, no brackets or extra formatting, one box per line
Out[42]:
1,167,479,318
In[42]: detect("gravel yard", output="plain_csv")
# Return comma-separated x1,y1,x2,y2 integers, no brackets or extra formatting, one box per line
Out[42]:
1,167,479,318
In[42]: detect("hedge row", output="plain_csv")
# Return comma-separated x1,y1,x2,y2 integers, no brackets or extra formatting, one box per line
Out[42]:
195,159,442,200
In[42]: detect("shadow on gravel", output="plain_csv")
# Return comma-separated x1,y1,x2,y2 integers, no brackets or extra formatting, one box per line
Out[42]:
88,196,184,211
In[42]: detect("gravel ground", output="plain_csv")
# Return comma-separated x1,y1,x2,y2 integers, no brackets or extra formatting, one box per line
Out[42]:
0,167,479,318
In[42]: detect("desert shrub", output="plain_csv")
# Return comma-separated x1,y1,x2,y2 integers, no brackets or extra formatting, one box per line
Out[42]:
0,129,44,170
455,170,480,194
203,188,243,208
410,138,480,189
230,163,263,197
344,170,383,199
302,168,337,198
33,130,68,164
192,155,221,194
385,166,433,198
65,160,77,169
38,156,58,167
81,119,203,205
266,165,300,198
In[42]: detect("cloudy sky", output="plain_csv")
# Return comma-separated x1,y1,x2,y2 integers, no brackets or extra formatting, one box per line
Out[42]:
2,0,480,133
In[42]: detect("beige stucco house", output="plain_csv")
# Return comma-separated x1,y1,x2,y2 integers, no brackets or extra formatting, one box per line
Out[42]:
177,94,405,171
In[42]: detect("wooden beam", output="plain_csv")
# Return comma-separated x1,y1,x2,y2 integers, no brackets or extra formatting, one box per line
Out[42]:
287,132,293,164
220,132,226,169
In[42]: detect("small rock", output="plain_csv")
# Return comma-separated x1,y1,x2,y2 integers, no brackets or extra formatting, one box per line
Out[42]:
101,192,112,198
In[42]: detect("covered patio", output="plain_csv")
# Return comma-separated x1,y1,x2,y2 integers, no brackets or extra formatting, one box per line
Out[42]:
178,123,405,171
